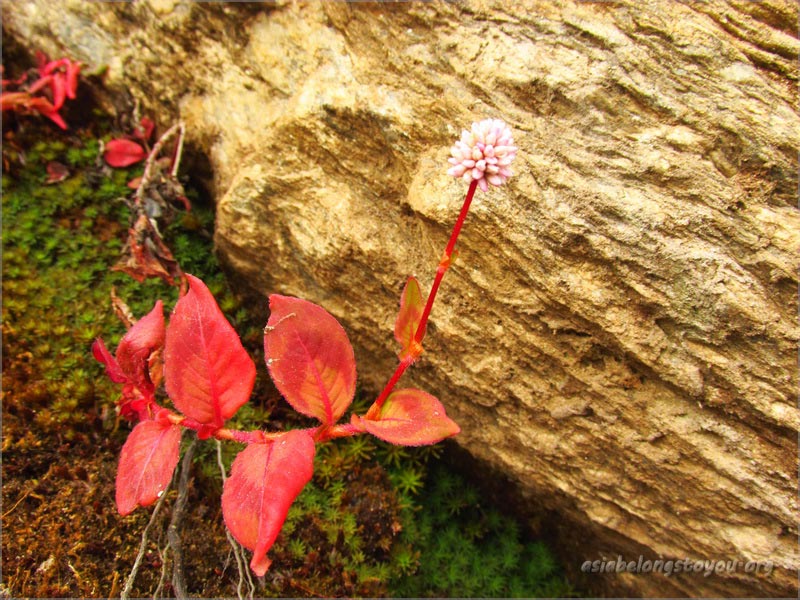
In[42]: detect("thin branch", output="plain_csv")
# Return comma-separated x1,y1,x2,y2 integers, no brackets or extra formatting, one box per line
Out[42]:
168,436,197,600
170,122,186,178
367,179,479,417
153,542,170,600
121,464,175,600
135,121,185,207
216,440,255,600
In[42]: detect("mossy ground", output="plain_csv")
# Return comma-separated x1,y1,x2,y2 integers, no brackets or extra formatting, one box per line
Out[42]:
2,98,575,598
1,112,243,597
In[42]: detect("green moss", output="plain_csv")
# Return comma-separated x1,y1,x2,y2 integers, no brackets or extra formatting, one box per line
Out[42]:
264,445,404,596
286,538,308,560
389,466,425,496
388,464,577,598
1,130,231,432
269,427,576,597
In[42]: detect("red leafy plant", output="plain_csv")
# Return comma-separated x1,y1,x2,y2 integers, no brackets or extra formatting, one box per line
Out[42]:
1,51,81,130
94,118,517,576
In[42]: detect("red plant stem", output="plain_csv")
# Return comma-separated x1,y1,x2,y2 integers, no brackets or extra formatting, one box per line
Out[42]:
161,410,360,445
367,179,479,417
365,357,414,420
163,410,281,444
313,422,363,443
156,405,364,445
414,178,478,344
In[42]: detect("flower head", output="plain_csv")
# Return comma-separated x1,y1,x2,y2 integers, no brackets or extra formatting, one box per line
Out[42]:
447,119,517,191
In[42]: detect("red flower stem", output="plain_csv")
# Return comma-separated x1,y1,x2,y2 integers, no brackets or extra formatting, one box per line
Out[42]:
367,179,479,417
414,178,478,344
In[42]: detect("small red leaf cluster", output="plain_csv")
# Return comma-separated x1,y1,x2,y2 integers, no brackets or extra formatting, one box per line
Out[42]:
103,117,155,168
93,300,165,420
95,274,459,574
1,51,82,129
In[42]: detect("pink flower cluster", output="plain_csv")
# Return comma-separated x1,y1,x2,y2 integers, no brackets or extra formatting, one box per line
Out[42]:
447,118,517,191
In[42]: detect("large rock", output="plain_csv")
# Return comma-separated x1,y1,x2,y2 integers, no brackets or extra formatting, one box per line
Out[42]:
4,1,798,596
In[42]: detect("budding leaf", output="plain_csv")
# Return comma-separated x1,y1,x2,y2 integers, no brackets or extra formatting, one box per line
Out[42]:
116,420,181,516
64,60,81,100
136,116,155,142
115,300,164,394
93,300,164,389
264,295,356,425
394,276,426,352
104,138,147,168
355,388,460,446
221,430,315,576
92,337,127,384
165,275,255,427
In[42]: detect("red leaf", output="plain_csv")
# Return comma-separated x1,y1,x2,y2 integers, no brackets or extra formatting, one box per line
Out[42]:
92,338,128,384
24,96,67,130
394,276,426,355
116,420,182,516
51,73,66,110
104,138,147,167
165,275,255,426
136,116,155,141
41,57,68,77
353,388,460,446
1,92,29,111
264,295,356,425
93,309,163,418
45,160,69,184
42,109,67,130
222,430,315,575
65,60,81,99
26,74,53,96
116,300,165,395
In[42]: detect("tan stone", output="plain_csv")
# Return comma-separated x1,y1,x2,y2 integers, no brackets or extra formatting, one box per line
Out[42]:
4,0,797,596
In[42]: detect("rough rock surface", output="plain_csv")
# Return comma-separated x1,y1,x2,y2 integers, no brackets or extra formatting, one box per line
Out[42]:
4,1,798,596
